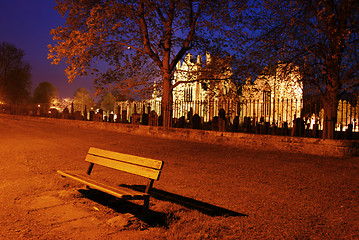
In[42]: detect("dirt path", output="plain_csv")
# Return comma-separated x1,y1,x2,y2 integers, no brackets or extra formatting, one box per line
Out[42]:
0,116,358,239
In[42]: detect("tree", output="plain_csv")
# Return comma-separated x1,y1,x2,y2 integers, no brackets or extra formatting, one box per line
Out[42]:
245,0,359,139
33,82,59,104
0,42,32,105
48,0,246,127
171,52,240,104
101,92,116,112
197,54,239,101
73,88,94,113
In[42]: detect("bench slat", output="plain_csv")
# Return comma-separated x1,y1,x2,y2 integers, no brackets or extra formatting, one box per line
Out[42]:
85,154,162,180
88,147,163,170
57,170,149,200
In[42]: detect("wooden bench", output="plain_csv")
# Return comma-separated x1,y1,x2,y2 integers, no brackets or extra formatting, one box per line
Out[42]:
57,147,164,210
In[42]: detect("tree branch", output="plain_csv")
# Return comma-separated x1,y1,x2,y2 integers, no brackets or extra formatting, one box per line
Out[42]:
138,1,163,69
170,1,205,73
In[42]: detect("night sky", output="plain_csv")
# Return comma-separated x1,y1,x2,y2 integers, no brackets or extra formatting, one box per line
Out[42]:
0,0,95,99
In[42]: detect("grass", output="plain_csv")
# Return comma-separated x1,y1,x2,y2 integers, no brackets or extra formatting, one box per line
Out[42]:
76,187,245,239
142,200,243,240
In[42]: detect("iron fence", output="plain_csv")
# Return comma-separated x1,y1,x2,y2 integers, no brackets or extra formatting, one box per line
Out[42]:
115,98,359,134
2,97,358,139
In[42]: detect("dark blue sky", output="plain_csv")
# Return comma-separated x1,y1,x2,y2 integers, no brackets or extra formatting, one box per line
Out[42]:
0,0,95,98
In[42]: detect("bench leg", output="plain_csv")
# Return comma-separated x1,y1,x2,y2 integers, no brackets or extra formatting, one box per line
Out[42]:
87,163,94,175
143,196,150,211
143,179,154,211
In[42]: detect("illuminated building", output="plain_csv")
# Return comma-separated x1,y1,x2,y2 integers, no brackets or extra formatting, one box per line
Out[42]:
241,63,303,125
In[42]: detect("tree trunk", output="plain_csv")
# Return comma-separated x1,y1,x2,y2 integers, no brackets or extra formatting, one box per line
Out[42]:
322,49,341,139
322,93,339,139
161,72,172,128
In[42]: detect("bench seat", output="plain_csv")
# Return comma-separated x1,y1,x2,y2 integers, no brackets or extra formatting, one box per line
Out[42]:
57,170,149,200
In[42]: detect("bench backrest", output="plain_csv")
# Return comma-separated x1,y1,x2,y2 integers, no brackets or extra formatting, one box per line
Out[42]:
85,147,164,181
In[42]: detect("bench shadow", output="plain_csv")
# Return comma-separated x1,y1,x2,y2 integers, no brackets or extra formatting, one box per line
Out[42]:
121,184,248,217
77,184,247,227
78,188,168,227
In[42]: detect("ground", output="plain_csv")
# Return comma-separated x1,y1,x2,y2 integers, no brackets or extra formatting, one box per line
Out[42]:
0,116,358,239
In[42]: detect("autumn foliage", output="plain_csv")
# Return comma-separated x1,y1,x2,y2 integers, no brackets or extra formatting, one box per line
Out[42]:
48,0,246,127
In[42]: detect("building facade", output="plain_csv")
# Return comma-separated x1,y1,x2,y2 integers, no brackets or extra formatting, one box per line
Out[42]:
241,63,303,126
171,52,235,121
116,56,304,126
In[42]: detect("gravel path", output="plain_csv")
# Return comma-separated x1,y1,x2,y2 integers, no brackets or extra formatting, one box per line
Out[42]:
0,116,358,239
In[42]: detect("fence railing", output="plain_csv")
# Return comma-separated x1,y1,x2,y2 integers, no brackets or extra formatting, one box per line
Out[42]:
115,98,359,135
2,98,358,139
